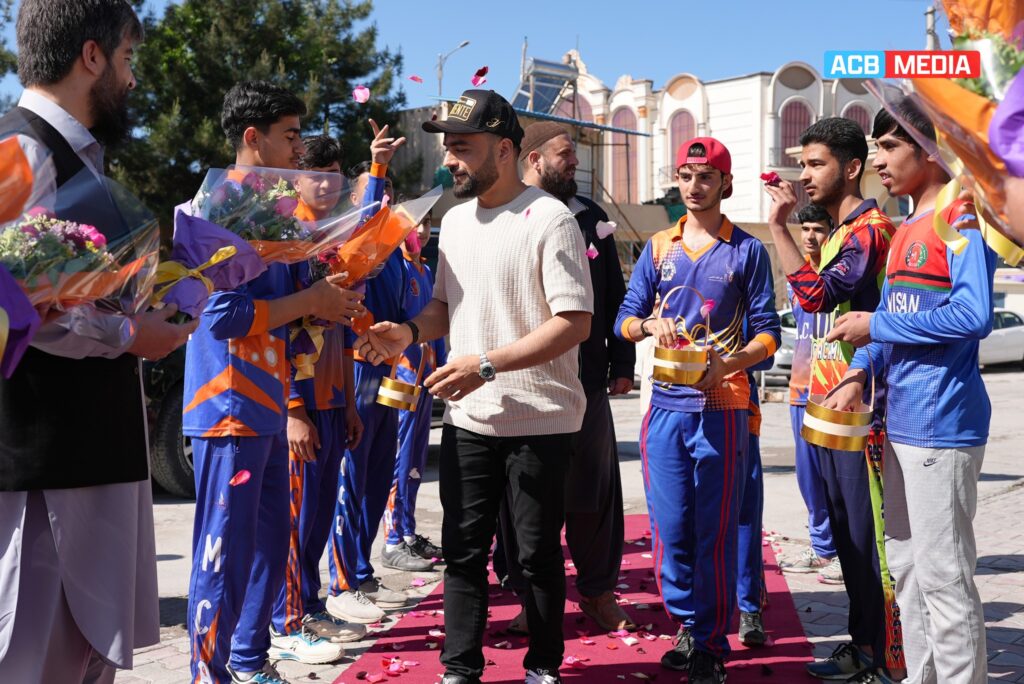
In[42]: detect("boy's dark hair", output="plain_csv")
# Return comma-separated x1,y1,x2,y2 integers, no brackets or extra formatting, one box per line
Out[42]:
797,203,831,225
300,135,343,170
16,0,143,87
871,97,937,152
799,117,869,181
221,81,307,150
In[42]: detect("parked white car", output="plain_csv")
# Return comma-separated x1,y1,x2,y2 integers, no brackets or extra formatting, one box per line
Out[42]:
980,308,1024,367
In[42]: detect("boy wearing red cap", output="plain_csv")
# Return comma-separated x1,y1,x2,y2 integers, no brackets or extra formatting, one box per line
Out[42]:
615,138,780,684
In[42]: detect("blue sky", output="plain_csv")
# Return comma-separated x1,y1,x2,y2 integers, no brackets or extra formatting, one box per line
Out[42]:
2,0,948,107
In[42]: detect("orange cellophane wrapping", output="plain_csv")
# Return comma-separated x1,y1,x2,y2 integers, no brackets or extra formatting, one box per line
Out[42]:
911,78,1008,212
942,0,1024,36
22,254,151,311
0,138,33,224
333,207,416,287
247,239,319,265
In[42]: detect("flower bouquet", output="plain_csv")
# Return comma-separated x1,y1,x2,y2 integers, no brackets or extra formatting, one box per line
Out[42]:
0,137,40,377
329,185,443,334
867,0,1024,264
189,166,373,266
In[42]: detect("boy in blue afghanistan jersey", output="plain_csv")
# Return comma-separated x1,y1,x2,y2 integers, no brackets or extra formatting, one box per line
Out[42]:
325,160,424,625
381,213,448,568
615,137,780,684
185,82,367,684
826,100,994,684
270,128,407,661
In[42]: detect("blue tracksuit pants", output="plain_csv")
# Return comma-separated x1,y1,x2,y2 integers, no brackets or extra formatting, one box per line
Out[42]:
640,406,747,658
736,433,765,614
385,367,433,545
790,405,837,558
189,432,289,683
272,408,346,635
328,361,398,593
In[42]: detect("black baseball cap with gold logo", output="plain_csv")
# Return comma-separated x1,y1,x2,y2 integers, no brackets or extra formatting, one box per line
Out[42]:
422,89,525,147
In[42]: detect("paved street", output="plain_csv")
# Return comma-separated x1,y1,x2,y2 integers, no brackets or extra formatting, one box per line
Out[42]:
117,369,1024,682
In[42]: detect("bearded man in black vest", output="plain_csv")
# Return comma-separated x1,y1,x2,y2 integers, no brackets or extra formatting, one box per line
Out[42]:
0,1,195,681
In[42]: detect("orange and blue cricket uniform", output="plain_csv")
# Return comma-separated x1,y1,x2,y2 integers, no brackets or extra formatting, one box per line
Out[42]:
614,215,780,658
184,244,300,681
384,253,447,546
326,168,406,595
271,316,356,635
786,198,896,670
787,281,836,559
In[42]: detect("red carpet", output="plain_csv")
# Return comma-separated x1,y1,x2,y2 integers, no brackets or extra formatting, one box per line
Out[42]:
337,515,814,683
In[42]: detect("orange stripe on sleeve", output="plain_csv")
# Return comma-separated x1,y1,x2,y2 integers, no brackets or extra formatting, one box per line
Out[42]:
247,301,270,337
370,162,388,178
754,332,778,358
620,316,641,341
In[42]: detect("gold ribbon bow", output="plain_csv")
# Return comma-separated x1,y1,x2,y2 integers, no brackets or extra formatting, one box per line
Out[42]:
151,245,238,304
290,318,326,381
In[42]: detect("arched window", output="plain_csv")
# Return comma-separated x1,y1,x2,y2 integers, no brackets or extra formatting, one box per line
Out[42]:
669,109,696,163
843,104,871,135
611,108,637,204
553,94,593,122
780,100,812,167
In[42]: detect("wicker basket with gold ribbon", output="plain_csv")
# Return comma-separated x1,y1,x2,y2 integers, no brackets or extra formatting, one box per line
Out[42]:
651,285,711,386
801,346,876,453
376,344,430,411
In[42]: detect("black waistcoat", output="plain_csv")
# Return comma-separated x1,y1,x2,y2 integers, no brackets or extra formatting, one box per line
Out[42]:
0,106,149,491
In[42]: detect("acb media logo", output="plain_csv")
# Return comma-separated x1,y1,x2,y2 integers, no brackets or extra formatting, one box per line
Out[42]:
824,50,981,78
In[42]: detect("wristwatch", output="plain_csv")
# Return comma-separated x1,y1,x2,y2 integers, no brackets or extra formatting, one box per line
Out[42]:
479,352,497,382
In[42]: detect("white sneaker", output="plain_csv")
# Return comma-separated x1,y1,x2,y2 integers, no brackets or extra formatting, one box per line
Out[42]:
268,625,344,664
359,577,409,609
779,547,831,574
326,590,386,624
228,662,290,683
303,610,367,643
818,556,845,585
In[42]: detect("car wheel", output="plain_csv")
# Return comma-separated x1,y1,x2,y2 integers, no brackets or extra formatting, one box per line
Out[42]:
150,382,196,499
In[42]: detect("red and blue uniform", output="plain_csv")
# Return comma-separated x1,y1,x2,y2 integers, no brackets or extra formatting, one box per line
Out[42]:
615,216,780,658
327,173,407,594
786,199,896,670
787,281,836,559
384,254,447,546
851,202,994,448
185,255,298,681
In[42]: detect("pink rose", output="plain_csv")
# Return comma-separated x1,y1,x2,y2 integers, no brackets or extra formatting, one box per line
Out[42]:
274,196,299,216
241,172,267,193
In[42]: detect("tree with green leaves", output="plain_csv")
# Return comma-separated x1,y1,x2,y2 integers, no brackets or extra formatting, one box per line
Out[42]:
111,0,420,231
0,0,15,111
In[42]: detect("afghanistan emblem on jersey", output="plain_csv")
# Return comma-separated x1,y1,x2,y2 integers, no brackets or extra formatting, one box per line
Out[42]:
410,279,420,297
660,259,677,281
904,241,928,269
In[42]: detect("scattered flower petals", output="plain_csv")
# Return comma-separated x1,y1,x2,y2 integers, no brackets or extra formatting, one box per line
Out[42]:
635,603,650,611
631,673,651,680
352,85,371,103
228,470,251,486
641,632,657,641
493,640,512,649
621,636,639,646
428,629,445,638
426,642,439,649
610,629,631,638
382,194,391,209
615,583,630,590
410,578,427,587
606,643,618,650
586,243,599,260
620,560,631,566
659,634,673,640
471,66,489,87
563,655,588,669
640,553,652,559
390,643,404,651
409,75,424,83
403,660,420,667
760,171,782,186
367,674,385,683
579,637,596,645
596,220,618,239
525,207,531,219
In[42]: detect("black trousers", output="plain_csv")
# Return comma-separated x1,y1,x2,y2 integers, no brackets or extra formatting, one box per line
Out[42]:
499,389,624,599
439,425,570,679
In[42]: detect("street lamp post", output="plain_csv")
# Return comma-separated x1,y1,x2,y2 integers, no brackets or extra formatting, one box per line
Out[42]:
437,40,471,99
